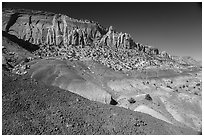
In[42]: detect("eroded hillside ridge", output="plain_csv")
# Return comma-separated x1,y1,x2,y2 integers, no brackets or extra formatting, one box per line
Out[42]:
2,9,200,72
2,9,106,46
2,9,156,51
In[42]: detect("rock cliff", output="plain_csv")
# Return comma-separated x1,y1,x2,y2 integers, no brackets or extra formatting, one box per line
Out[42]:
2,8,199,72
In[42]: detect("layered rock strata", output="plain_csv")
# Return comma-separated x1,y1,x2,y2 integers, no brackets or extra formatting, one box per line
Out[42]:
2,9,198,72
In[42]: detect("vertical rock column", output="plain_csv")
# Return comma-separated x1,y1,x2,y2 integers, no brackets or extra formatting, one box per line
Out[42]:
46,27,53,45
120,33,125,49
68,29,72,45
25,22,32,42
113,31,115,46
51,16,56,45
31,22,43,45
123,33,127,47
77,29,85,46
62,15,68,47
36,23,43,45
54,15,64,46
45,15,67,46
72,29,79,45
116,33,121,49
107,26,114,47
82,29,87,45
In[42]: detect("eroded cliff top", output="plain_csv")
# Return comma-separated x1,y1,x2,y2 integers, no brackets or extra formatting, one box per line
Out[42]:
2,8,201,72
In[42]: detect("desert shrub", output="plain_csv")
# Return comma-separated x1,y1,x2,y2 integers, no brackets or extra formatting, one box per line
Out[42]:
145,94,152,101
128,98,136,104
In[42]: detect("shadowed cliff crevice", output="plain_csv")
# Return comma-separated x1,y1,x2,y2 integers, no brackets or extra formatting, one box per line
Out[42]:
5,12,21,32
2,31,39,52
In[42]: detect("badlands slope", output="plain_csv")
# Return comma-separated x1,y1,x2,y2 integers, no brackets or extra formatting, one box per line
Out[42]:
3,70,200,135
26,57,202,132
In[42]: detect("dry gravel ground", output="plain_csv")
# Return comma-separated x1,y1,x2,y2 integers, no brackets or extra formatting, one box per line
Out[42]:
2,69,200,135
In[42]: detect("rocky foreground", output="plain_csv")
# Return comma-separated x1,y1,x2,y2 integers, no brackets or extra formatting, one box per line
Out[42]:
2,8,202,135
2,70,200,135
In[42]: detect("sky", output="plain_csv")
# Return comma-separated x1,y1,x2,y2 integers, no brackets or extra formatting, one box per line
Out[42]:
3,2,202,60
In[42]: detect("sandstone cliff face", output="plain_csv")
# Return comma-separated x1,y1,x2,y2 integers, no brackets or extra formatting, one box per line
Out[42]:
2,9,167,57
3,9,199,72
3,9,106,48
99,26,162,56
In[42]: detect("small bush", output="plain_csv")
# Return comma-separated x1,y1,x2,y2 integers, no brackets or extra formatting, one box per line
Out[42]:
128,98,136,104
145,94,152,101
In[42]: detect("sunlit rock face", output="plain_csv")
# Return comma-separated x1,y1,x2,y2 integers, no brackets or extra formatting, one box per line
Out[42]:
2,9,175,64
2,9,106,47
